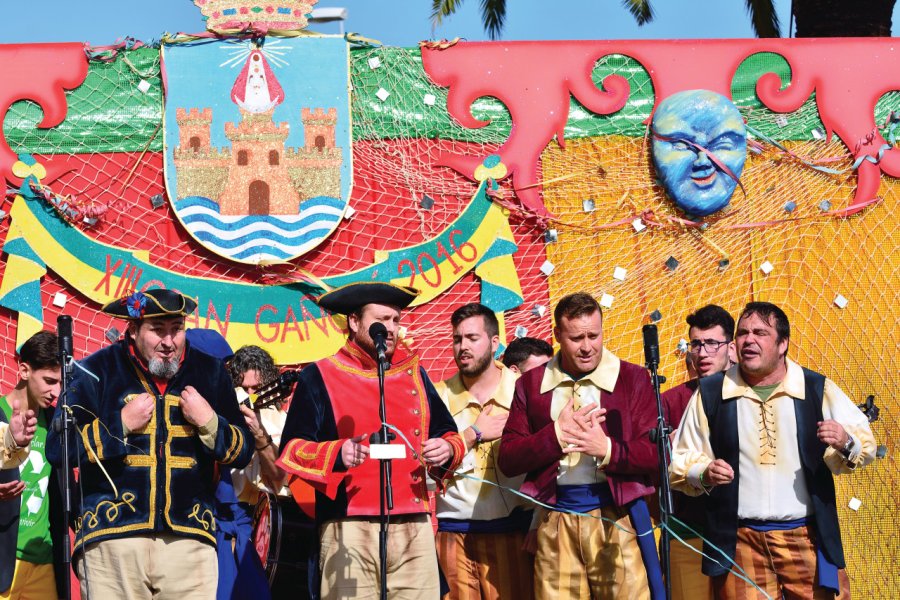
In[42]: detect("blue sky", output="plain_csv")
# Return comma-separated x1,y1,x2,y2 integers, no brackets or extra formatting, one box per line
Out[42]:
3,0,893,47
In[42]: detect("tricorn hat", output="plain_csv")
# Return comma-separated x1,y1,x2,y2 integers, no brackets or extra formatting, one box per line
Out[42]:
102,289,198,320
316,282,419,315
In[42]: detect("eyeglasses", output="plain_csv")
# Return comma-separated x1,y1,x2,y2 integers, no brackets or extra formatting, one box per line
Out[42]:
688,339,730,354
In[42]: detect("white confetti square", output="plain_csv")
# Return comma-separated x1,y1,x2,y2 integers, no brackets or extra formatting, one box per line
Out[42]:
376,87,390,102
599,293,614,309
423,93,436,106
514,325,528,338
834,294,848,309
759,261,774,275
52,292,67,308
848,497,862,511
539,260,555,276
775,115,788,128
811,127,825,140
343,205,356,220
582,199,596,212
613,267,627,281
367,56,382,69
137,79,151,94
532,304,547,318
632,218,646,233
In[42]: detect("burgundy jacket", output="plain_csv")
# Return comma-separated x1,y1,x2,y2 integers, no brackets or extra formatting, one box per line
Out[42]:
497,358,657,507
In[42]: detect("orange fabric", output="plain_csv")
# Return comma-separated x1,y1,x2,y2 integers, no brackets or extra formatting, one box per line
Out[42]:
436,530,534,600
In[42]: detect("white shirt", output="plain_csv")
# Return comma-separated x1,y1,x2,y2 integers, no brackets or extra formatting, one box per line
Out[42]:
670,359,876,520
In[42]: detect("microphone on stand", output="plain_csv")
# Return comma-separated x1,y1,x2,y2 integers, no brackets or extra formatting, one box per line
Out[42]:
642,323,660,370
369,322,389,365
57,315,73,378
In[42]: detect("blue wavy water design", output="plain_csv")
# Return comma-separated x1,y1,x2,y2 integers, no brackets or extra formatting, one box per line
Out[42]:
174,195,346,261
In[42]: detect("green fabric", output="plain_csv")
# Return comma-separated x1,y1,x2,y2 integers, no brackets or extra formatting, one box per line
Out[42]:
752,383,781,403
0,397,53,564
7,44,899,157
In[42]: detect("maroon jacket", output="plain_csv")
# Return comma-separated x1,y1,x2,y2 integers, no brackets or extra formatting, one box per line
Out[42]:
497,358,657,507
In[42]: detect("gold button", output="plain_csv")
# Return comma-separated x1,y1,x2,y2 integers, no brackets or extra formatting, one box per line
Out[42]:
411,389,418,395
407,369,413,375
414,429,421,436
412,408,420,415
414,497,421,504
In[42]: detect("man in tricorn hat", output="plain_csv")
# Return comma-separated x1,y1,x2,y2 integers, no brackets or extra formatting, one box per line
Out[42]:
46,288,253,600
277,282,465,599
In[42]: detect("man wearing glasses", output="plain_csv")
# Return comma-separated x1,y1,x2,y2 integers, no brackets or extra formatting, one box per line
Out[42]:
662,304,735,600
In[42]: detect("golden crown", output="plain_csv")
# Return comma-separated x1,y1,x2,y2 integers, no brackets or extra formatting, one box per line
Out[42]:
194,0,318,32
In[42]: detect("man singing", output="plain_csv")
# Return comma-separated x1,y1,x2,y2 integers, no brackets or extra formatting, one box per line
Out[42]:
277,282,464,599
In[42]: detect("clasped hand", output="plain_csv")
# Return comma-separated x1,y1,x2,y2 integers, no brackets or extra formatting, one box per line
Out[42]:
558,398,609,459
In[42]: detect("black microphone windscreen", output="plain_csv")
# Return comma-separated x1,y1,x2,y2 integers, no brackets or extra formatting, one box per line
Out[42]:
57,315,73,356
369,322,388,341
642,323,660,368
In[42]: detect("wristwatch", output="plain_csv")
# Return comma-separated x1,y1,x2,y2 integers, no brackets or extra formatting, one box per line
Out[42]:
839,435,855,458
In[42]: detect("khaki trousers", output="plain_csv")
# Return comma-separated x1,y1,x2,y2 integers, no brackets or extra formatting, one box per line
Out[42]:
534,507,649,600
319,515,439,600
75,533,217,600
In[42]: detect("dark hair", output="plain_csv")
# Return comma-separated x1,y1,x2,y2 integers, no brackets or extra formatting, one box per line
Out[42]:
502,337,553,369
450,303,499,338
19,331,60,370
739,302,790,343
686,305,735,341
554,292,601,326
228,345,279,389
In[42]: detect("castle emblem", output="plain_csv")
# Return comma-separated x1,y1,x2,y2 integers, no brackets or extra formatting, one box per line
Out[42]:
163,38,352,264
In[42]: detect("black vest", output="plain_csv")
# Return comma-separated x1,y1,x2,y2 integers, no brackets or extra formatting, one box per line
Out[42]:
698,368,845,577
0,408,21,592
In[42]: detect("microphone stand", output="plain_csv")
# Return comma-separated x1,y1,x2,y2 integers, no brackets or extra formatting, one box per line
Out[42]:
644,324,673,600
373,349,393,600
55,315,76,600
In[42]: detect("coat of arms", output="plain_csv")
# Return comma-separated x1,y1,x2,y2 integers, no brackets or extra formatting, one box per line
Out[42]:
163,36,352,264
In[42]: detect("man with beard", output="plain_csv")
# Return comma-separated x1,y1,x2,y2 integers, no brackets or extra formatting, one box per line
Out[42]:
670,302,876,599
661,305,735,600
277,282,464,600
0,331,67,599
46,289,252,600
498,292,663,600
434,303,533,600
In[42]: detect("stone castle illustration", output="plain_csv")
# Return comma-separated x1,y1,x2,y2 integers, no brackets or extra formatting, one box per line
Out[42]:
173,105,342,216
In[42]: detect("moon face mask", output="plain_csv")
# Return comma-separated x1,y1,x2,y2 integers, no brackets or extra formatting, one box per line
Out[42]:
651,90,747,217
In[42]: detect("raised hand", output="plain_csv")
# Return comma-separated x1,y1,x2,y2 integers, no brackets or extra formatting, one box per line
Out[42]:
422,437,453,466
473,404,508,442
179,386,215,428
121,393,154,432
702,459,734,487
9,397,37,447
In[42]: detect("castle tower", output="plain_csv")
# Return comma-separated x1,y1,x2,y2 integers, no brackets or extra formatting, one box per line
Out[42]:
217,109,301,216
176,108,213,152
301,108,337,151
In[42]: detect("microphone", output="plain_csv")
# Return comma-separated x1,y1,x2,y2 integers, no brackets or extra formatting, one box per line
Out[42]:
642,323,660,369
369,322,388,364
57,315,73,359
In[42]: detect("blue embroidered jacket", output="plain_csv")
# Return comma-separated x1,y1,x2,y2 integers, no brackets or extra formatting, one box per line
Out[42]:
46,339,252,552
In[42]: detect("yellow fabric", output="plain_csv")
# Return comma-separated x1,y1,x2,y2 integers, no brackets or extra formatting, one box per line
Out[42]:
0,560,56,600
318,515,438,600
534,506,648,600
541,136,896,598
435,363,531,521
669,537,713,600
75,534,216,600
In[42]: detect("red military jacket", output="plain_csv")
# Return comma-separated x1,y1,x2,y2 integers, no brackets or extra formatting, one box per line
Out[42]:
278,341,464,519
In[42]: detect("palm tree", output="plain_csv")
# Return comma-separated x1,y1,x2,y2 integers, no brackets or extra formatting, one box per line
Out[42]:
430,0,893,39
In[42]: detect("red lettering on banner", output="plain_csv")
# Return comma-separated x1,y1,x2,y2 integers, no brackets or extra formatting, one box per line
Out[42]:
93,255,123,295
280,306,305,343
300,297,331,339
204,301,232,337
255,305,280,343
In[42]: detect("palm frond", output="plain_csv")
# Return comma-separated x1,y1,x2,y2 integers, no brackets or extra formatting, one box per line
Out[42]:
431,0,464,28
620,0,654,26
745,0,781,37
480,0,507,40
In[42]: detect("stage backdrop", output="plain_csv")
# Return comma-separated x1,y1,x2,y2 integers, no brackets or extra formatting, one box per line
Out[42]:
0,34,896,596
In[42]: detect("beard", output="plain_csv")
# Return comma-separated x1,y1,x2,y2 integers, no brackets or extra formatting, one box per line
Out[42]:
148,357,179,380
458,350,493,378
